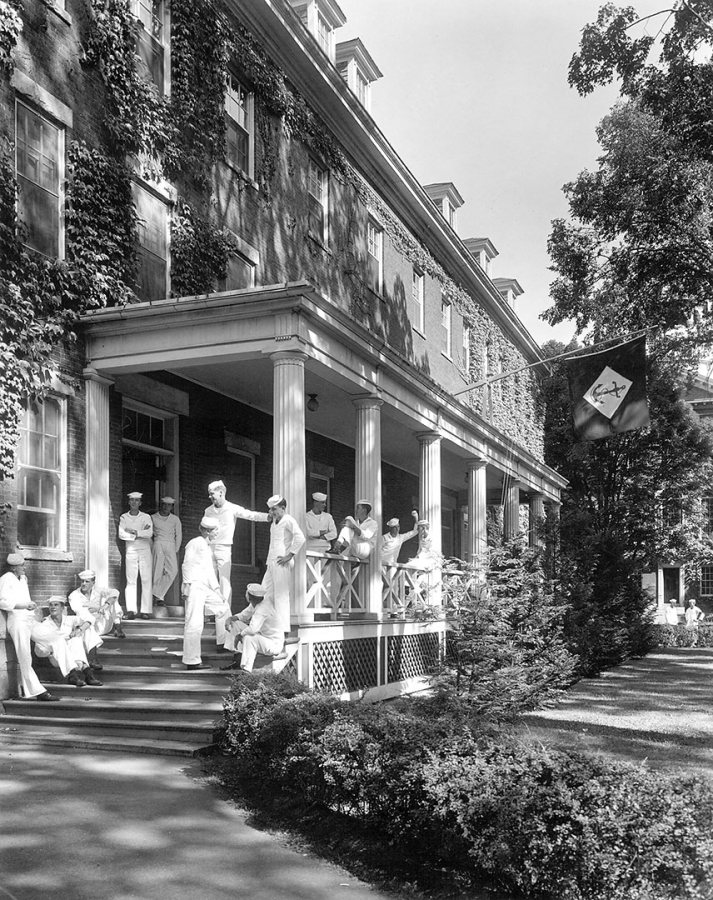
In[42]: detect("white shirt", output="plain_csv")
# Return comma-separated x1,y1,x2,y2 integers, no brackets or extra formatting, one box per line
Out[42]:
32,612,83,644
182,536,220,591
267,514,306,564
68,586,118,624
0,571,32,612
305,510,337,551
347,516,378,560
118,511,154,544
685,605,704,626
241,598,282,643
151,512,182,551
203,501,269,546
381,528,418,566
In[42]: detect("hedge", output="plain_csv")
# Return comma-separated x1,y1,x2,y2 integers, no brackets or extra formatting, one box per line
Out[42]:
653,623,713,648
218,672,713,900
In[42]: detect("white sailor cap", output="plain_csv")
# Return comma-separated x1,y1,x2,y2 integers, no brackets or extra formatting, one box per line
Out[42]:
199,516,219,530
267,494,285,507
6,552,24,566
78,569,96,580
356,498,371,508
246,583,267,597
160,496,175,505
386,518,399,527
312,492,327,502
417,519,430,527
127,491,143,500
208,480,226,492
45,595,67,606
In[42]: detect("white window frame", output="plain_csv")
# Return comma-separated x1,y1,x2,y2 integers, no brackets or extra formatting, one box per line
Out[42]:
441,298,452,358
462,323,471,374
15,99,65,259
703,496,713,536
17,396,68,553
701,565,713,597
132,180,170,302
307,157,329,243
227,447,257,568
412,269,425,335
224,73,254,179
131,0,170,96
367,219,383,294
316,10,333,57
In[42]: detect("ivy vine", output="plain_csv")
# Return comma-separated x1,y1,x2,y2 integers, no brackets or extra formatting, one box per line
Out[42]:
0,0,20,78
170,198,237,298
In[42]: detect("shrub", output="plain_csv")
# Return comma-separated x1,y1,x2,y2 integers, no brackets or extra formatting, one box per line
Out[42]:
653,623,713,648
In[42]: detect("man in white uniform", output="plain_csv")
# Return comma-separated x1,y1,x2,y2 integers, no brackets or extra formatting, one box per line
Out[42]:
220,582,270,670
151,497,182,607
32,597,103,687
381,510,419,567
181,516,232,670
0,553,57,701
332,500,379,608
305,492,337,552
225,582,284,672
204,480,269,605
68,568,124,670
118,491,154,619
262,495,305,633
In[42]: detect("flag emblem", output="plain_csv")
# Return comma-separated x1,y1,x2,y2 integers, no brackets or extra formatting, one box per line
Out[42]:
583,366,632,419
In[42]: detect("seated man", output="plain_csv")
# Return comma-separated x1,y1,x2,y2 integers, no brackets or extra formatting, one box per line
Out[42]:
332,500,379,608
32,597,103,687
222,582,284,673
68,568,124,671
181,516,231,671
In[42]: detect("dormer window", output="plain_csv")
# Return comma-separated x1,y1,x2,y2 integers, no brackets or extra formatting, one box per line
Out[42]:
317,12,332,56
423,182,464,235
464,238,499,276
335,39,382,111
289,0,346,64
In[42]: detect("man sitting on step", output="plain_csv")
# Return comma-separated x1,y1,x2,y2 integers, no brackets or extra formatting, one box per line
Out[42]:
221,582,285,673
68,569,125,671
181,517,231,671
31,597,103,687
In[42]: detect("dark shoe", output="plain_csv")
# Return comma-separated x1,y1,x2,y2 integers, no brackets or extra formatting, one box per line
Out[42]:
216,646,231,654
67,669,86,687
111,624,126,638
36,691,59,702
124,611,136,620
87,650,103,671
154,597,166,606
90,660,103,672
84,670,103,686
220,659,242,671
139,613,151,620
185,663,210,670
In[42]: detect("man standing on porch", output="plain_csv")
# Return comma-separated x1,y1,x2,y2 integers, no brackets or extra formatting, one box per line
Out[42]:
381,510,419,567
204,480,269,605
263,495,305,633
305,492,337,552
118,492,154,619
151,497,182,607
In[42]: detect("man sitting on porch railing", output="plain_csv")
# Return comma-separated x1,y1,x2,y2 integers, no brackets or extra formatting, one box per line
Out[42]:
332,500,379,609
305,492,337,552
221,582,284,672
381,510,419,568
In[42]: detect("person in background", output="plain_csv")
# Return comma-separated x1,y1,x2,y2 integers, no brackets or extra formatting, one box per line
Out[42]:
0,553,58,701
664,598,679,626
68,569,124,670
220,582,268,670
305,492,337,552
263,495,305,634
118,491,154,619
381,510,419,568
32,596,103,687
151,496,182,607
684,597,705,647
333,500,379,608
225,582,284,673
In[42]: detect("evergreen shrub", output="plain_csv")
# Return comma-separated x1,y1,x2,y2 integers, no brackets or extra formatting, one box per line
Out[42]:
653,623,713,648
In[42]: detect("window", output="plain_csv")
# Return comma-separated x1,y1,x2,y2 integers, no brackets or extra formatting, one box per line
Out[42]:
132,0,166,93
122,407,165,449
15,102,62,257
411,269,425,333
367,220,383,294
225,74,253,177
307,158,328,242
17,397,66,549
444,197,457,230
462,324,471,373
703,497,713,535
227,449,256,567
356,69,368,106
132,182,168,302
317,12,332,56
701,566,713,597
218,251,255,292
663,499,683,529
441,298,452,357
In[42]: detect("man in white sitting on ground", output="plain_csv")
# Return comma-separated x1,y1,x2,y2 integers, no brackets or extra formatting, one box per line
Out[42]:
32,596,103,687
305,492,337,552
118,491,154,620
263,494,306,634
0,553,58,701
204,479,270,606
222,583,285,673
181,516,232,671
68,569,125,671
151,496,182,608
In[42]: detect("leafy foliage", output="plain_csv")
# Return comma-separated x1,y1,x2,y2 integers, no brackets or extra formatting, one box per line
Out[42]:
170,199,239,298
0,0,20,77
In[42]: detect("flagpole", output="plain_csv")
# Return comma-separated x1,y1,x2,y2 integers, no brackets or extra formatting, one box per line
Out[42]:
453,327,655,397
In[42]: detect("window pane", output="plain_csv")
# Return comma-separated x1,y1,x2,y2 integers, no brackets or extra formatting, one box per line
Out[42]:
226,119,249,174
17,397,62,549
219,253,254,291
702,566,713,596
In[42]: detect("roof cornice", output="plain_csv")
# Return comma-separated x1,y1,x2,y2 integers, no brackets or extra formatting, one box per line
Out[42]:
225,0,545,364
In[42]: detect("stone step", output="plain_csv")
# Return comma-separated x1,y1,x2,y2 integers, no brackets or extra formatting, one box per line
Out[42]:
87,648,233,668
41,665,235,688
38,681,229,701
3,696,222,724
0,726,212,758
0,713,216,744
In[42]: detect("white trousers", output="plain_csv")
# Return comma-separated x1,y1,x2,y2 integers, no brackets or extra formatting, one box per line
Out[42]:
125,543,153,613
152,541,178,600
34,634,89,678
262,561,292,633
241,633,284,672
212,544,233,605
6,610,45,698
81,627,103,655
182,585,230,665
91,597,123,636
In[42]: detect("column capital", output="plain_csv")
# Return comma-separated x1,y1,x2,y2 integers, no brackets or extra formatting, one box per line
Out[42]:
466,456,488,471
415,429,442,445
352,393,383,410
82,366,113,387
270,350,309,364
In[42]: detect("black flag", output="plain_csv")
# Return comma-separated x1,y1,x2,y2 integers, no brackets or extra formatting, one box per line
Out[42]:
565,336,650,441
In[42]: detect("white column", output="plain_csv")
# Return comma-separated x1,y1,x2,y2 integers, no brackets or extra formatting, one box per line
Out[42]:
529,492,546,549
84,367,113,585
272,351,308,622
503,478,522,542
417,431,442,556
467,457,488,563
353,395,383,615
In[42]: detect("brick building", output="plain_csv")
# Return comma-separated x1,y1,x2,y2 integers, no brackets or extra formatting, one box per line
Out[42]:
0,0,566,698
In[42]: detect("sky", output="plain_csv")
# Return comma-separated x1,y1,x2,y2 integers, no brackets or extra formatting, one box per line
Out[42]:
337,0,667,347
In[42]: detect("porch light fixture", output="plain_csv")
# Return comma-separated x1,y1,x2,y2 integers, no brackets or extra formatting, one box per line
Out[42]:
307,393,319,412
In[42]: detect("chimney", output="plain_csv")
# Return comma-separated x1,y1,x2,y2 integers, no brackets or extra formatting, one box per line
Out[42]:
463,237,499,276
423,182,464,234
335,38,382,111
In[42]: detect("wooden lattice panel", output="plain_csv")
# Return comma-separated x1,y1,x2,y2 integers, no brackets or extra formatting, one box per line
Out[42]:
312,638,378,693
387,633,440,682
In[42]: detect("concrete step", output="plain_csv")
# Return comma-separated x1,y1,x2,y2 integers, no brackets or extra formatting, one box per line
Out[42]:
3,696,223,724
39,681,231,700
0,713,216,743
88,648,233,668
0,725,213,757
